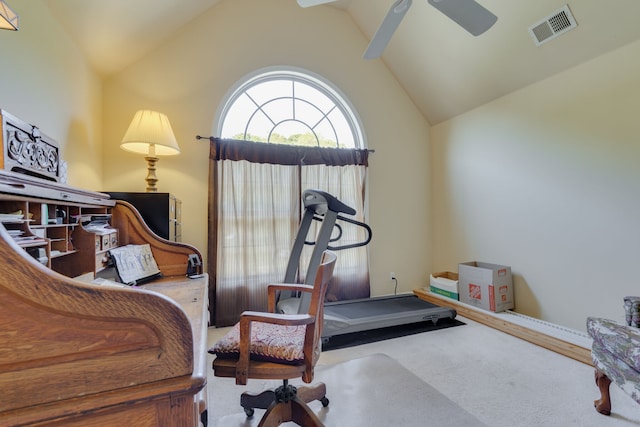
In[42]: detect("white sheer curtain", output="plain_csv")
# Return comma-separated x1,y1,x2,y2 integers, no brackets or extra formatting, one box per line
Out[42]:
215,161,300,326
209,139,370,326
300,165,369,302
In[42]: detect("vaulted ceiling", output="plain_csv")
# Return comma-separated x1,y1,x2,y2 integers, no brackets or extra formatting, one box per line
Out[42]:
44,0,640,124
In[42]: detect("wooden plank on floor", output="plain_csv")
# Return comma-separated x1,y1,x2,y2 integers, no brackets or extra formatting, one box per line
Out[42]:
413,288,593,366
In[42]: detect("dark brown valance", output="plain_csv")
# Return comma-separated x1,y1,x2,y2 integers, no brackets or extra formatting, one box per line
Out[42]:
209,137,369,167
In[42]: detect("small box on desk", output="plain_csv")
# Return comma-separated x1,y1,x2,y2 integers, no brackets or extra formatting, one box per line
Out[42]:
458,261,513,312
429,271,459,300
109,231,118,248
102,234,110,250
89,229,117,251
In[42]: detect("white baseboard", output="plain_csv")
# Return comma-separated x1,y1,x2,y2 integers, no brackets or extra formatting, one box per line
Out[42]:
413,289,593,365
498,310,591,348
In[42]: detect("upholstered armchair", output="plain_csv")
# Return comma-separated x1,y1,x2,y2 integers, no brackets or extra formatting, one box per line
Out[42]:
587,296,640,415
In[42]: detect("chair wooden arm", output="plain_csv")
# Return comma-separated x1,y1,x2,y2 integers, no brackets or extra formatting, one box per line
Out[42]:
267,284,314,312
241,311,314,326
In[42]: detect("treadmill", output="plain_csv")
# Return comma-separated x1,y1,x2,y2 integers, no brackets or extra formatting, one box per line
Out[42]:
277,189,457,341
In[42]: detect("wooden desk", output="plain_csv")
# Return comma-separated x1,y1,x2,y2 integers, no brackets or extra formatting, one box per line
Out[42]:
0,193,209,426
141,276,210,421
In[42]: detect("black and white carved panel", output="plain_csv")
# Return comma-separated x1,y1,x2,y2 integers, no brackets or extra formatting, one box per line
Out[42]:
1,110,60,182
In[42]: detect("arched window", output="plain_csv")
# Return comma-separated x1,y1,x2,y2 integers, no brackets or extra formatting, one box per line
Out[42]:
211,67,370,326
217,67,365,149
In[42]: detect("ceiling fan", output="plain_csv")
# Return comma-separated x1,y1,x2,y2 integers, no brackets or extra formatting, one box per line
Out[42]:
297,0,498,59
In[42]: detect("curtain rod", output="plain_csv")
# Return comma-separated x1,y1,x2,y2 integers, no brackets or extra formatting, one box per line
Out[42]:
195,135,375,153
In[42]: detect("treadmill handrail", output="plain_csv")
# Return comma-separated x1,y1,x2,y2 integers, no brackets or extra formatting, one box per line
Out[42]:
327,214,372,251
303,214,372,251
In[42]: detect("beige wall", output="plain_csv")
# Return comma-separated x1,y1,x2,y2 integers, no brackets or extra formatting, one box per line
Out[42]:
8,0,635,333
102,0,432,297
431,39,640,331
0,1,103,190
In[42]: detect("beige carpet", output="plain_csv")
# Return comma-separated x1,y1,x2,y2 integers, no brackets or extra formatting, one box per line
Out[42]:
211,353,486,427
207,316,640,426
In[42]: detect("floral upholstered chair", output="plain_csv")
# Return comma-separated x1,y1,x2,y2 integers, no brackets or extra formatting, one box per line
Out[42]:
586,296,640,415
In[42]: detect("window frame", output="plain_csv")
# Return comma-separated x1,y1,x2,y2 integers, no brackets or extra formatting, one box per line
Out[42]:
215,66,366,149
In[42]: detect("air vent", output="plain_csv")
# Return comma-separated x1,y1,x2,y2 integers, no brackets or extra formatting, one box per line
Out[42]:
528,4,577,46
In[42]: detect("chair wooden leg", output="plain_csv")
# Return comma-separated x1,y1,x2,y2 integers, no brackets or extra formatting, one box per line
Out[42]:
290,396,325,426
258,401,290,427
258,396,324,427
594,368,612,416
297,382,329,407
241,389,276,417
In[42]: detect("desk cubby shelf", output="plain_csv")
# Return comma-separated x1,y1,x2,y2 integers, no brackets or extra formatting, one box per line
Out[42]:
0,188,116,277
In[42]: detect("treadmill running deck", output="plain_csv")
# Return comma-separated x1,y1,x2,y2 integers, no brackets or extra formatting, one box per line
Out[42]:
322,293,456,338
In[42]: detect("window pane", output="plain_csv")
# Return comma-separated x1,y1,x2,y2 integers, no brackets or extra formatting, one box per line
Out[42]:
294,81,334,112
272,121,315,145
221,94,256,138
262,98,293,125
328,108,355,148
314,118,338,147
246,80,292,106
294,99,325,127
246,110,275,141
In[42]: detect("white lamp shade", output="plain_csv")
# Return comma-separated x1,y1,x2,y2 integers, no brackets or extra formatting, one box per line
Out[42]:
120,110,180,156
0,0,18,30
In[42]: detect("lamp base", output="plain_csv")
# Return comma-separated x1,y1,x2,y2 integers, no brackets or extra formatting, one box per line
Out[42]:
144,156,159,192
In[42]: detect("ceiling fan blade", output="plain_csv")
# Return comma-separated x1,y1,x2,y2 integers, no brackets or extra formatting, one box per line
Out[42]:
297,0,337,7
363,0,413,59
427,0,497,36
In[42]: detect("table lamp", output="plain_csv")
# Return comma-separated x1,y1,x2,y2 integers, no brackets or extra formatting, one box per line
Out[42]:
120,110,180,192
0,0,19,30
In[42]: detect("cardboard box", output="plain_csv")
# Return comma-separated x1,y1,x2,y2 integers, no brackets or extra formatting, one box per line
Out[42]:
429,271,459,300
458,262,513,312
